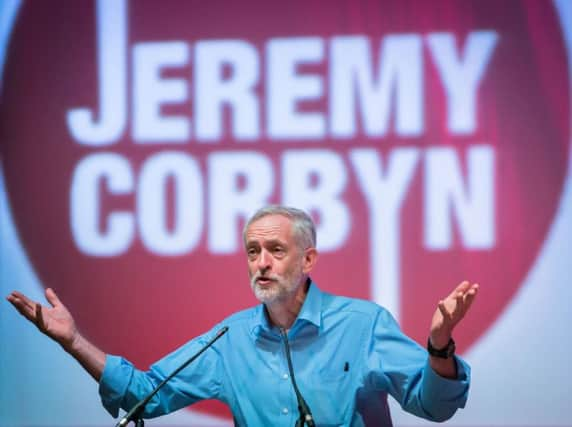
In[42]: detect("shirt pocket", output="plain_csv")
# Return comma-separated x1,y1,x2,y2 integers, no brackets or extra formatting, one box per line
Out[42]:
303,369,353,426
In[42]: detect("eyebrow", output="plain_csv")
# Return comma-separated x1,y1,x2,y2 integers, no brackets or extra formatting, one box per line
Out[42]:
246,238,287,247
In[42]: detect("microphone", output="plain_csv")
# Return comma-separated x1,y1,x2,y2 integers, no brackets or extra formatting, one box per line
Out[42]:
280,328,315,427
115,326,229,427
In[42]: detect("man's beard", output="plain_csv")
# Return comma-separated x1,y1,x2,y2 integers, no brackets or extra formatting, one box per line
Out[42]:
250,269,304,304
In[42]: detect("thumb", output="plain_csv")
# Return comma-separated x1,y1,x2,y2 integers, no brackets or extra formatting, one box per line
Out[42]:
437,300,449,320
45,288,62,308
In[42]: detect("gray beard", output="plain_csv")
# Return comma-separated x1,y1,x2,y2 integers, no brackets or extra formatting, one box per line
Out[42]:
250,272,300,304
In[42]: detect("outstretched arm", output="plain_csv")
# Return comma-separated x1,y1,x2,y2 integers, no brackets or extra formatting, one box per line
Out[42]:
6,288,106,381
428,281,479,378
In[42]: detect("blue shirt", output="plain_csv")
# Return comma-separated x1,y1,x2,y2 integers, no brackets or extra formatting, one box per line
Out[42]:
99,283,470,426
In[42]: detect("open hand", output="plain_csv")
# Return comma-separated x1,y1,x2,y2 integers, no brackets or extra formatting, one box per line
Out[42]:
430,281,479,348
6,288,78,351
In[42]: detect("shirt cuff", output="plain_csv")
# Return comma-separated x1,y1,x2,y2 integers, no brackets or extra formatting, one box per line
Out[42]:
99,354,134,418
423,355,471,406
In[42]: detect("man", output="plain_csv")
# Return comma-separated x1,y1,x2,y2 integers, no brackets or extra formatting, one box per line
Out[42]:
7,205,478,426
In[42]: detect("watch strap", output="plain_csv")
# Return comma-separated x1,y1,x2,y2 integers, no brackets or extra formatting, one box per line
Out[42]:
427,337,456,359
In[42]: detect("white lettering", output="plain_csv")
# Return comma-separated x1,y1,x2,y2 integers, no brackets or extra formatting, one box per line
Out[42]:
208,151,273,253
70,153,134,256
424,145,495,249
282,150,349,251
195,40,260,142
133,42,190,143
427,31,498,134
74,11,498,144
138,152,203,255
330,35,423,138
267,37,325,139
350,148,420,320
67,0,127,145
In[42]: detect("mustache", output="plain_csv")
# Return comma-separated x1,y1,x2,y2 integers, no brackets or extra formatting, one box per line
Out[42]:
251,272,280,283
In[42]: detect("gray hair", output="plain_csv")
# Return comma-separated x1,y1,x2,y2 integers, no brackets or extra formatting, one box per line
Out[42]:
243,205,316,250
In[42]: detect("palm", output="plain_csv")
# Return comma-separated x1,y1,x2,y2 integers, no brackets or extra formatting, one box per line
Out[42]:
39,304,75,341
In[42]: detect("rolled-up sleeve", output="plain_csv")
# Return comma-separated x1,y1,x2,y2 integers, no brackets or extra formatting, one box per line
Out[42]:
98,329,224,420
99,355,136,418
420,357,470,420
366,308,471,422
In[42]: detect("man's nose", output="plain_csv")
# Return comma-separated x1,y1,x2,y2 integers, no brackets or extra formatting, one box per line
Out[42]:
258,249,272,271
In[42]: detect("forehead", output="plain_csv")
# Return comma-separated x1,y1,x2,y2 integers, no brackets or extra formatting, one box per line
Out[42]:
245,214,294,244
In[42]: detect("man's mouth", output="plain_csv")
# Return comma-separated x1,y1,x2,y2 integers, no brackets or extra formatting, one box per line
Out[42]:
256,277,274,286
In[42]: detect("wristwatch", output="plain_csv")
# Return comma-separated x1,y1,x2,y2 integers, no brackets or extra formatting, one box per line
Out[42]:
427,337,456,359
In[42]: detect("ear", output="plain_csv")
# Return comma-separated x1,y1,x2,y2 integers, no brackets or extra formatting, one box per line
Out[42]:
302,247,318,274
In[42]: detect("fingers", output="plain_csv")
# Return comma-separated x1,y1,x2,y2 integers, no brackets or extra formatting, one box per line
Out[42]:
437,300,448,318
432,281,479,341
458,283,479,306
6,292,38,323
455,291,464,307
442,281,467,302
7,291,35,312
35,302,46,331
8,291,35,308
6,290,61,327
437,282,479,323
449,281,478,300
462,283,479,312
454,280,471,295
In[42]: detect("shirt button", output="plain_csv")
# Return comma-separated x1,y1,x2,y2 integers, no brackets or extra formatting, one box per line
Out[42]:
282,373,289,379
282,408,289,414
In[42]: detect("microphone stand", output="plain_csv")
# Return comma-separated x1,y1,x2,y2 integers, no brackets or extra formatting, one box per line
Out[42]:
114,326,229,427
280,328,315,427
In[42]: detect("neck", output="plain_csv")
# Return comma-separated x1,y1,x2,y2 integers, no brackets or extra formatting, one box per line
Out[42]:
266,278,310,330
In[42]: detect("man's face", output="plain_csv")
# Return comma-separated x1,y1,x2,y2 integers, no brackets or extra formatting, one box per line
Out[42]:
245,215,306,304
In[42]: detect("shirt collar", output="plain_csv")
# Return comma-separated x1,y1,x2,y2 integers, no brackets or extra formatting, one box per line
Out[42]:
249,279,323,338
295,280,322,329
